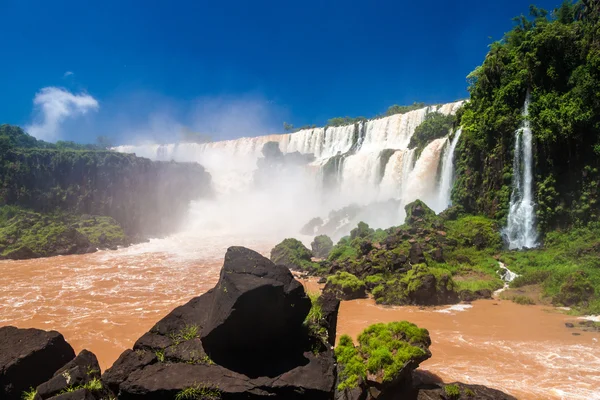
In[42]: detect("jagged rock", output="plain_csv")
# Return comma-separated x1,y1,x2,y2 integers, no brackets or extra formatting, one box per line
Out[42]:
301,217,325,236
459,289,492,302
410,242,426,264
0,327,75,400
406,372,517,400
202,247,311,371
2,246,38,260
35,350,100,399
318,291,340,346
312,235,334,259
324,272,367,301
104,246,336,399
318,277,327,284
270,238,314,271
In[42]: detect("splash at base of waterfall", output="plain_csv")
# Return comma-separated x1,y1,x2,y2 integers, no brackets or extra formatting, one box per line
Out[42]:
493,262,519,298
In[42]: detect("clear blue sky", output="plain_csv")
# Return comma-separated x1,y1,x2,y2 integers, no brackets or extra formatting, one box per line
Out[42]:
0,0,561,144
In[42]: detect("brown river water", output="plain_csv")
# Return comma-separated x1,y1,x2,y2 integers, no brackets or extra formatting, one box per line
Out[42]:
1,238,599,400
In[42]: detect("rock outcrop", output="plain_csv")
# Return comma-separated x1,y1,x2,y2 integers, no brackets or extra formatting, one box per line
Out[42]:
0,327,75,400
103,246,337,399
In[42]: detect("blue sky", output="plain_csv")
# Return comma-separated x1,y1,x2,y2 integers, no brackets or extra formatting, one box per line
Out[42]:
0,0,560,144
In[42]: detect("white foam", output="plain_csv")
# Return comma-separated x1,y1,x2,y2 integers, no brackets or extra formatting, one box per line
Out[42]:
435,304,473,314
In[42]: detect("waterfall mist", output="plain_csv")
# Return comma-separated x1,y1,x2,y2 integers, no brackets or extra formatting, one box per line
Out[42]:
115,101,464,241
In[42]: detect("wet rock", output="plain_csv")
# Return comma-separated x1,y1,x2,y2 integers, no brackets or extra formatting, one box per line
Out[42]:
323,272,367,301
318,277,327,284
270,238,314,271
565,322,575,328
35,350,100,399
0,327,75,400
2,246,39,260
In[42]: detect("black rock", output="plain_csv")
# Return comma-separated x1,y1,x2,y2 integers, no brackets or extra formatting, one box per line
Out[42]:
0,326,75,400
565,322,575,328
36,350,100,399
201,247,311,372
409,243,426,265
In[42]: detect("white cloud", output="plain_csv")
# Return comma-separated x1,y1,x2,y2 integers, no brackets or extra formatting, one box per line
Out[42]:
26,87,99,141
63,71,74,77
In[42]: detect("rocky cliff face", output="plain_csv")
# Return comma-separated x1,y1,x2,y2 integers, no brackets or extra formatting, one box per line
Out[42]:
0,149,212,237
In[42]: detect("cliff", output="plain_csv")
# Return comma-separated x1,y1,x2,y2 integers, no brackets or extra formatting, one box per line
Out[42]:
0,125,212,254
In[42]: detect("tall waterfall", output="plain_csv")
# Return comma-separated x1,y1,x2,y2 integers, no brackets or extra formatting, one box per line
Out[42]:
115,101,464,236
504,95,538,249
434,128,462,213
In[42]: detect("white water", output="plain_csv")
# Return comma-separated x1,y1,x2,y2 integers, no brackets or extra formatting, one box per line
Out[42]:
434,128,462,213
493,261,519,297
115,101,463,235
504,94,538,249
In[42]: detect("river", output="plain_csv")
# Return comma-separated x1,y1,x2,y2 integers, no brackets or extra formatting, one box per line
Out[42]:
1,238,599,400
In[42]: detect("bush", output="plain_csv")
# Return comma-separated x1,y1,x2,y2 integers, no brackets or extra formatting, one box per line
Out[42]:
511,295,535,305
409,112,455,156
556,271,595,306
444,384,461,399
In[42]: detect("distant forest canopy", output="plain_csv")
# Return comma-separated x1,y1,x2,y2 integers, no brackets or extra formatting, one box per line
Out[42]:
283,102,436,132
0,124,113,151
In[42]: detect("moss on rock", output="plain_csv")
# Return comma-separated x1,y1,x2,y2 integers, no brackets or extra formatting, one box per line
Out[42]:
325,271,366,300
270,238,317,271
311,235,334,259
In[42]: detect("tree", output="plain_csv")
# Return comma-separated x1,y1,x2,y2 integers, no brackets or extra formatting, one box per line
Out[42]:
283,122,294,132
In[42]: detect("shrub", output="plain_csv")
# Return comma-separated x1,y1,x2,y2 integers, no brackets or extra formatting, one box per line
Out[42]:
21,388,37,400
327,272,366,293
175,384,221,400
444,384,461,399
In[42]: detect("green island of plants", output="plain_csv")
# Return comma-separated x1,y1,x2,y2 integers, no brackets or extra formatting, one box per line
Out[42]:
335,321,431,390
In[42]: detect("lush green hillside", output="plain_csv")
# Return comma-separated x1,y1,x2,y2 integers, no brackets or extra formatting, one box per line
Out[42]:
454,1,600,232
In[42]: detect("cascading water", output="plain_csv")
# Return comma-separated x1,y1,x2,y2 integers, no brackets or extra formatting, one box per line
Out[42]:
504,95,538,250
115,101,464,235
434,128,462,213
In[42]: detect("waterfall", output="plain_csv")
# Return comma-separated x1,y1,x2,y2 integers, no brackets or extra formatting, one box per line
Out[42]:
114,101,464,234
504,94,538,250
434,128,462,213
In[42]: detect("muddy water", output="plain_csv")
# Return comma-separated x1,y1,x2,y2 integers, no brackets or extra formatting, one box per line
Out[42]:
1,241,599,400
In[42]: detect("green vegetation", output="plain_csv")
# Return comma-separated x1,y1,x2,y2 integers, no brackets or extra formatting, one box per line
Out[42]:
21,388,37,400
409,112,456,157
311,234,333,259
326,272,366,299
510,295,536,305
444,384,461,399
169,324,200,345
270,238,319,271
61,378,104,394
383,102,426,117
501,223,600,314
175,384,221,400
304,292,328,344
454,1,600,230
155,349,165,362
335,321,430,390
0,206,127,258
326,116,367,128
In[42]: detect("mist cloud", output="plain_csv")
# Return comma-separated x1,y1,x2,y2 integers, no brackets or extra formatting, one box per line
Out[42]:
26,87,99,141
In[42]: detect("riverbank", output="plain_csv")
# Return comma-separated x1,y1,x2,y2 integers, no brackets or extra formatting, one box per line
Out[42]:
1,241,599,399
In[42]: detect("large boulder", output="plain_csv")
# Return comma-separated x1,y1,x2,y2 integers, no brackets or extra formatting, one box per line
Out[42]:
103,246,336,399
324,272,367,300
201,246,311,372
0,327,75,400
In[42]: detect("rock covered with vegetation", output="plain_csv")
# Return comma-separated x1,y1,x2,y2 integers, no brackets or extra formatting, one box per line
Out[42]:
335,321,431,396
103,246,337,399
324,271,367,300
284,200,505,306
270,238,318,271
311,235,334,259
0,207,127,259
